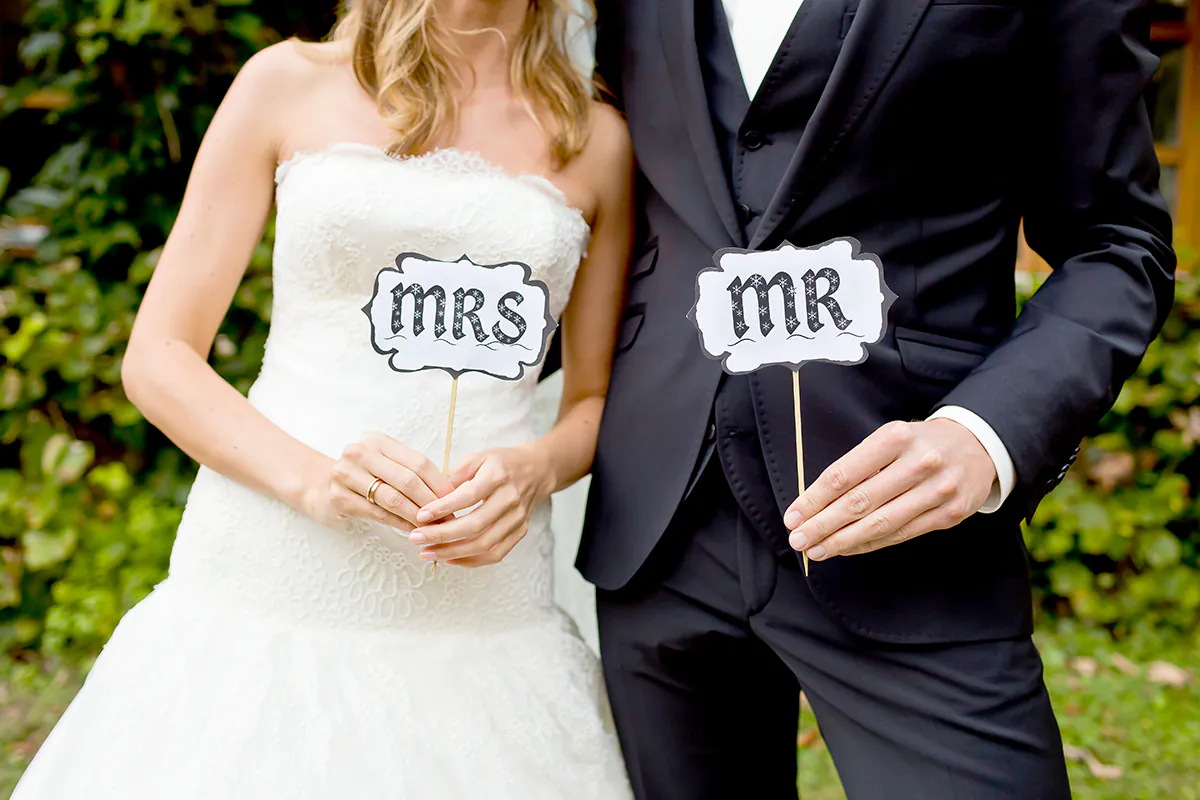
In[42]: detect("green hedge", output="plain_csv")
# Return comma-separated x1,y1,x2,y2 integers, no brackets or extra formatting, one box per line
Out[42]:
1,1,1198,661
1021,269,1200,637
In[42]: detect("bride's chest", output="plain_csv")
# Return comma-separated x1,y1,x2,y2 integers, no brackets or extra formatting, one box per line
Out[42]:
270,147,588,315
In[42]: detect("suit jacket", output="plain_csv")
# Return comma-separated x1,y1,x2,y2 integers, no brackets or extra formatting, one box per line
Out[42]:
577,0,1176,644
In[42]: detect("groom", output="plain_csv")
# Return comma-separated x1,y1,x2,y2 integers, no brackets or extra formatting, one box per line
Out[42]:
579,0,1175,798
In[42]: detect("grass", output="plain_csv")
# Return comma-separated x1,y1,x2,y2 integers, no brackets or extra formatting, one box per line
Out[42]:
0,657,89,798
1,627,1197,799
797,625,1200,799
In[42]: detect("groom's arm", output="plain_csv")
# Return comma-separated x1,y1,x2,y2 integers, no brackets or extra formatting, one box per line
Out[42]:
936,0,1175,517
593,0,625,110
783,0,1175,560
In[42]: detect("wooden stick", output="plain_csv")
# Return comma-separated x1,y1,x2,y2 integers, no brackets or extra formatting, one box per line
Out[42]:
433,376,460,577
443,376,459,474
793,369,809,576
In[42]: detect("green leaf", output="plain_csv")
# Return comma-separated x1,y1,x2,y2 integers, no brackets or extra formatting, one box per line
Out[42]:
40,434,94,484
19,31,65,67
1139,530,1184,569
88,462,133,497
22,529,78,571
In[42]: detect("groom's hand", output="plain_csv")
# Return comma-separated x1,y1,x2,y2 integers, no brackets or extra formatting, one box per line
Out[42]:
784,419,996,561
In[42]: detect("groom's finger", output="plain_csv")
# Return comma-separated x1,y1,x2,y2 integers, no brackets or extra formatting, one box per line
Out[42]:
788,453,925,552
804,481,941,561
784,421,912,528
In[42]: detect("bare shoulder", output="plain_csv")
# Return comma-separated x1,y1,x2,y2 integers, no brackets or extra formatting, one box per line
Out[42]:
231,39,332,102
571,101,632,204
584,102,633,168
216,40,348,160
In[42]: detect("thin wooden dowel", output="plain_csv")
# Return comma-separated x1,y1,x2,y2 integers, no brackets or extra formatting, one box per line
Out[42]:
443,376,459,475
434,376,460,577
793,370,809,577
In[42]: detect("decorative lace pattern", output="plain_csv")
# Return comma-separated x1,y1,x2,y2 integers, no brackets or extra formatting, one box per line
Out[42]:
13,144,629,800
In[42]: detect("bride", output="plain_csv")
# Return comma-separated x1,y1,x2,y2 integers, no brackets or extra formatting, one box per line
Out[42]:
14,1,634,797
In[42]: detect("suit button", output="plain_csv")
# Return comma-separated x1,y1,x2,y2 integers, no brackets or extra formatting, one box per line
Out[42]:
737,203,756,223
743,130,766,151
707,422,717,442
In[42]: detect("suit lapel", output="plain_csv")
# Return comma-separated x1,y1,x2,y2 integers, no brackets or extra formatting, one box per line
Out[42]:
658,0,745,249
750,0,935,249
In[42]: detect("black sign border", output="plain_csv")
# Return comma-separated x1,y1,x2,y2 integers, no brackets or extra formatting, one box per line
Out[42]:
686,237,898,376
362,252,559,381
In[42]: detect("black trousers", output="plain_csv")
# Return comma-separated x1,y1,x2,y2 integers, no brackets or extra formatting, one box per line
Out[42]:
596,462,1070,800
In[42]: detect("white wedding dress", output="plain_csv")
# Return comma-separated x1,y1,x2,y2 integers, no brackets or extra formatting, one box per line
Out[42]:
13,143,631,800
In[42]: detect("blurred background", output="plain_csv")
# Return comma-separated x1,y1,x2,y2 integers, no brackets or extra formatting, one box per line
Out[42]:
0,1,1198,798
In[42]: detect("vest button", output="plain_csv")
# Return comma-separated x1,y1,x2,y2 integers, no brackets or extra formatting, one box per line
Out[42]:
743,130,767,151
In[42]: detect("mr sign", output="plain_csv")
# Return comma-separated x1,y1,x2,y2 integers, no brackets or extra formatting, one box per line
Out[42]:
688,237,895,575
689,238,894,375
363,253,557,381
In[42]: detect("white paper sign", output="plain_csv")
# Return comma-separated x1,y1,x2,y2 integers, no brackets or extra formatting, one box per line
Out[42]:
688,238,895,375
363,253,556,381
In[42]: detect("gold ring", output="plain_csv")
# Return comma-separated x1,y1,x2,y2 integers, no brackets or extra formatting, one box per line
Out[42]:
366,477,385,506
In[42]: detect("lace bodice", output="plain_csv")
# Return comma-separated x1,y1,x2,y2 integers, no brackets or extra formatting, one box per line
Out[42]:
166,143,592,631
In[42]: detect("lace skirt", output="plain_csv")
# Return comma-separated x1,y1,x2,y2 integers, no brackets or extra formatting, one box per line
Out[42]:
13,473,631,799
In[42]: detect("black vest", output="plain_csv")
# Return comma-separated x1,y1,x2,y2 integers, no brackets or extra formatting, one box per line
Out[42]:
701,0,850,553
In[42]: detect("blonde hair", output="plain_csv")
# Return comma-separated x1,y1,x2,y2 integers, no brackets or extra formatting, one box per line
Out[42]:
331,0,595,168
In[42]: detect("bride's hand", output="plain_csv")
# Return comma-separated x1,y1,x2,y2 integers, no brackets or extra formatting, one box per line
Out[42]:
303,432,455,532
408,445,554,567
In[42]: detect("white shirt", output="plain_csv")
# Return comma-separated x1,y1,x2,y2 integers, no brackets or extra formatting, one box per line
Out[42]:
720,0,1015,512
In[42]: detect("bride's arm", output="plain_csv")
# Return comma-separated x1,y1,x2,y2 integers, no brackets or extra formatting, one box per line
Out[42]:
123,43,450,532
412,106,634,566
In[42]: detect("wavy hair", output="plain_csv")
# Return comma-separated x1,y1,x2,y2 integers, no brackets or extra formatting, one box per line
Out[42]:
331,0,595,167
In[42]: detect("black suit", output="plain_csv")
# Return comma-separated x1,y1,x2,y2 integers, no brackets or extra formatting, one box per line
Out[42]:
579,0,1174,797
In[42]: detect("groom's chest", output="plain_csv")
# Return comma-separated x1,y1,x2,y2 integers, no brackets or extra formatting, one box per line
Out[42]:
699,0,855,142
619,0,858,201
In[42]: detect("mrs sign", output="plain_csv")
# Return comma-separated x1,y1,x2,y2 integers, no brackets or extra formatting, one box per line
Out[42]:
363,252,557,382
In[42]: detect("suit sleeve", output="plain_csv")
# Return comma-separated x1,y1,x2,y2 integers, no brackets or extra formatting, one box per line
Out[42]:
936,0,1176,518
593,0,625,111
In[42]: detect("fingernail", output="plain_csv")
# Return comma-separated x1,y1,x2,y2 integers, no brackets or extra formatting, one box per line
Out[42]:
809,545,826,560
784,510,801,529
790,533,807,551
408,532,427,545
419,550,436,561
416,510,434,523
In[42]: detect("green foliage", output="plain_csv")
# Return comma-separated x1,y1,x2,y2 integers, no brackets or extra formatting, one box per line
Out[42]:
0,1,325,658
1020,270,1200,638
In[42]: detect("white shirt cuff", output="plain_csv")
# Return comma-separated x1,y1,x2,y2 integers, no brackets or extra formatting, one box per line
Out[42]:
927,406,1015,515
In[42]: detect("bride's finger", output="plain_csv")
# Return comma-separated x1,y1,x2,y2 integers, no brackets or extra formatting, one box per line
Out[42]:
445,519,526,567
415,469,502,523
354,452,428,521
410,493,507,547
449,451,488,488
370,433,455,498
338,455,427,525
329,484,413,532
422,508,521,563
